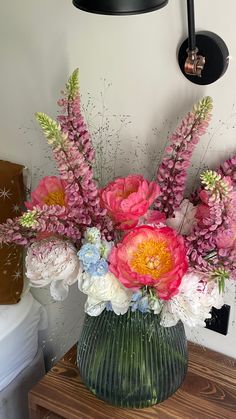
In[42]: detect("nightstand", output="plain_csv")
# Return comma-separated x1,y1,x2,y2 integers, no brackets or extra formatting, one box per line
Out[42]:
29,342,236,418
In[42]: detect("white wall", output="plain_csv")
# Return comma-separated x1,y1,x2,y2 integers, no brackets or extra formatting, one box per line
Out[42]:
1,0,236,363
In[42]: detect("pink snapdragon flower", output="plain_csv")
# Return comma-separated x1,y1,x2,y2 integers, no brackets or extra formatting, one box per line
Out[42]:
100,175,160,230
26,176,66,210
109,225,188,300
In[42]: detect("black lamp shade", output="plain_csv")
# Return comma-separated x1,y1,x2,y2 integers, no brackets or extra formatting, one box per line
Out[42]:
73,0,169,15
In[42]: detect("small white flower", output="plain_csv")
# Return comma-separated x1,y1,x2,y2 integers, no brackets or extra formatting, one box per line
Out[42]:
79,271,133,316
83,227,101,245
160,272,224,328
149,298,162,315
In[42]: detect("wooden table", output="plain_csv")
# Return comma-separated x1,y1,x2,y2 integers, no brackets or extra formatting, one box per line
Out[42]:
29,342,236,419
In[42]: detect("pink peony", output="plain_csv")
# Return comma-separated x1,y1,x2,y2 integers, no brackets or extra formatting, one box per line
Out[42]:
109,225,188,300
26,176,67,210
100,175,160,229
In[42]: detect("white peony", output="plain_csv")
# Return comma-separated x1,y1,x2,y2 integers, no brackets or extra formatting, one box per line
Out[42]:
160,272,224,328
26,237,81,301
78,271,133,316
166,199,196,235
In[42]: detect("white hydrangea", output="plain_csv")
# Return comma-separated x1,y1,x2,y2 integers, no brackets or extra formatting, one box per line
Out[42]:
83,227,101,246
26,237,81,301
160,272,224,328
78,271,133,316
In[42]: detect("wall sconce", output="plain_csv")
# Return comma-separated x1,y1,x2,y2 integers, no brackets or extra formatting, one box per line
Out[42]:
73,0,229,85
178,0,229,85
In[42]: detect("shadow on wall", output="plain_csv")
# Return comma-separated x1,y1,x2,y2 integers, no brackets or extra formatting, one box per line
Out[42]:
33,284,86,371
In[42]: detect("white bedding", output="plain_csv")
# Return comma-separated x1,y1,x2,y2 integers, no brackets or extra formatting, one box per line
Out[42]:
0,291,47,391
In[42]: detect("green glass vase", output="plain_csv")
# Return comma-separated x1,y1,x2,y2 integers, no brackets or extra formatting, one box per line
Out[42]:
77,309,188,408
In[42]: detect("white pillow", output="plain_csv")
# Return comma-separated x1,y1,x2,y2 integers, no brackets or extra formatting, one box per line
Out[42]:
0,292,47,391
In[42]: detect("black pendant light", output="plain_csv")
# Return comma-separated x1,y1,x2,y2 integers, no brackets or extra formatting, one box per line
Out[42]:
72,0,168,15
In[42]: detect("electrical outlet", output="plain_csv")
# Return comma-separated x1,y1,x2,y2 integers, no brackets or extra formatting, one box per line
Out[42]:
205,304,231,336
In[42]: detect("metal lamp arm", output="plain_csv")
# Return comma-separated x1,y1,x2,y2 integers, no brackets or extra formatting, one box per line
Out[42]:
187,0,196,51
184,0,205,77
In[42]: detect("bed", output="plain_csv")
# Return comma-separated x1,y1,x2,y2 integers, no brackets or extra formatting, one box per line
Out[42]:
0,292,47,419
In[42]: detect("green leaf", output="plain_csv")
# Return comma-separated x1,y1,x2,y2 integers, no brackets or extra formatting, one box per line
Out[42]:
211,268,230,294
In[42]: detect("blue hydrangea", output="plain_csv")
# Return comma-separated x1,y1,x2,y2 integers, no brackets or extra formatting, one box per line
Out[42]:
137,296,150,313
78,243,100,267
105,302,113,312
131,290,143,302
131,291,150,313
87,258,109,277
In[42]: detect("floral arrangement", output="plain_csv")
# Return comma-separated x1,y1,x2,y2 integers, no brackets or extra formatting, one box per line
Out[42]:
1,69,236,329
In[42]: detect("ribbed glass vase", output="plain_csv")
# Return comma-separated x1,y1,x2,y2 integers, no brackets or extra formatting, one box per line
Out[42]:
77,309,188,408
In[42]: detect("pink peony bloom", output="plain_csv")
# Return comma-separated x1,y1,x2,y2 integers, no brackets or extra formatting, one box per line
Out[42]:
100,175,160,230
26,176,67,210
109,225,188,300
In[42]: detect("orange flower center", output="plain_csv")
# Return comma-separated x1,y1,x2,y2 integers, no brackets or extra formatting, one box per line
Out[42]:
130,239,173,279
43,190,66,207
116,187,137,199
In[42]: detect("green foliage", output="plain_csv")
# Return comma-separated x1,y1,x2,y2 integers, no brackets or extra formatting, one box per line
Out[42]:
211,268,230,293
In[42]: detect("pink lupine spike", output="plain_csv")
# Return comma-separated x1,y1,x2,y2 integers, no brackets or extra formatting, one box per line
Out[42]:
217,156,236,188
35,70,114,241
155,97,213,218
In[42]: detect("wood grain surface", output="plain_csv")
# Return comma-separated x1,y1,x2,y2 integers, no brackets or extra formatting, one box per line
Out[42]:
29,342,236,419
